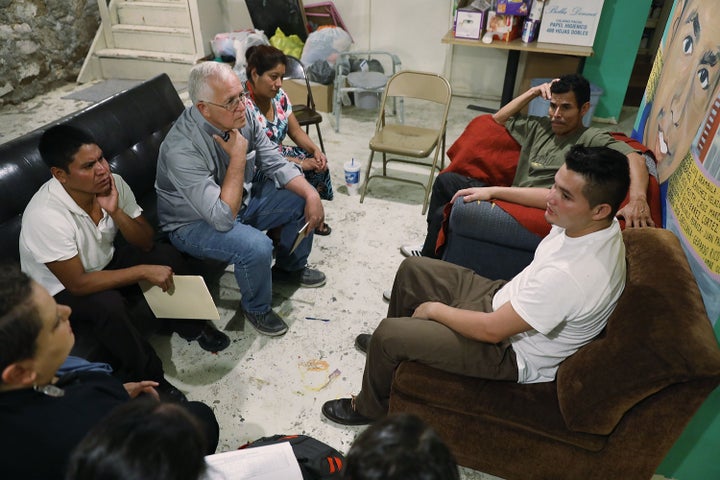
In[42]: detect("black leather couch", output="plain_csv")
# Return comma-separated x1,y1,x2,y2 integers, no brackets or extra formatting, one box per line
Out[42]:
0,74,184,264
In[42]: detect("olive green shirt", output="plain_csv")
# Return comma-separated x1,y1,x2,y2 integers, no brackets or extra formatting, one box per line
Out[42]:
506,116,636,188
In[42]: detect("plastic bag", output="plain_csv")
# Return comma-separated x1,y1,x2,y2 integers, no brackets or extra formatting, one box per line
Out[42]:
300,27,352,67
305,61,335,84
212,30,268,60
269,28,304,60
231,30,271,83
211,33,236,59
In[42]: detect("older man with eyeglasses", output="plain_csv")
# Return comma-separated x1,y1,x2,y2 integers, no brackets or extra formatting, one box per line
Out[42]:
155,62,326,337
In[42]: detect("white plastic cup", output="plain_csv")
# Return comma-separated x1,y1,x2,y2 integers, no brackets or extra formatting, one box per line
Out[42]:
344,159,361,195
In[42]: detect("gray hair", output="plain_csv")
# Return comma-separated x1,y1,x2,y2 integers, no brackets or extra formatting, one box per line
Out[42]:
187,62,238,105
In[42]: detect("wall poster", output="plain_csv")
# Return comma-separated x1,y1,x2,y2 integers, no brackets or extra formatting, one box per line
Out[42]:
633,0,720,326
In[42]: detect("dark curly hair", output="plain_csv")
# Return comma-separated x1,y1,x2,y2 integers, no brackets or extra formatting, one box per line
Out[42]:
344,413,460,480
0,263,42,383
66,398,208,480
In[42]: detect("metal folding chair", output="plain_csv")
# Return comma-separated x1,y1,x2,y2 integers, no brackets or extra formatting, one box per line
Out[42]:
284,55,325,152
359,70,452,215
332,51,402,133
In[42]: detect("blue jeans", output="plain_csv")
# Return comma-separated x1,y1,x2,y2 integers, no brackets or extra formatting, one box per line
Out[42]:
168,179,313,314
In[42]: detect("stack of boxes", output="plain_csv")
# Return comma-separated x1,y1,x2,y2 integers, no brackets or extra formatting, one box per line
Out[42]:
453,0,545,43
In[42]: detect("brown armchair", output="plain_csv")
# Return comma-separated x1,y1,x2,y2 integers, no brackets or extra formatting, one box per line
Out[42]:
389,228,720,480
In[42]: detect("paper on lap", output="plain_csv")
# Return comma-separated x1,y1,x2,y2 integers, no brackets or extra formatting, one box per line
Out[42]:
140,275,220,321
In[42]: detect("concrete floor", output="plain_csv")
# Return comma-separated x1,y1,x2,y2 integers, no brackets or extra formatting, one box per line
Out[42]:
0,81,643,479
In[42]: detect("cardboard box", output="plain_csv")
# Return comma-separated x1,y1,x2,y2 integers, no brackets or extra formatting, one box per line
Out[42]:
282,78,334,113
537,0,604,47
454,0,492,39
485,11,522,42
455,8,487,40
527,0,546,21
496,0,531,16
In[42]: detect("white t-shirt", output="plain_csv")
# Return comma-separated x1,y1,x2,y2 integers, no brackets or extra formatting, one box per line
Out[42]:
492,219,626,383
19,174,142,296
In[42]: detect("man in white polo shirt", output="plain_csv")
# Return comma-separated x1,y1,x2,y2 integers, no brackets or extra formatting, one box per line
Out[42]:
19,125,229,401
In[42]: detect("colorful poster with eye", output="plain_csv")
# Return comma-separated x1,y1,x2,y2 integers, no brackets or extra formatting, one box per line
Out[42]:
632,0,720,325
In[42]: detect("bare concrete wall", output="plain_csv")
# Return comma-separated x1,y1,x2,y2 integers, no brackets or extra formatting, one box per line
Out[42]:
0,0,99,105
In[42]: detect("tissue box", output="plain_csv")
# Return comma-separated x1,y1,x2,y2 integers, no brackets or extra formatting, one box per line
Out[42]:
496,0,531,16
455,8,487,40
537,0,604,47
486,11,522,42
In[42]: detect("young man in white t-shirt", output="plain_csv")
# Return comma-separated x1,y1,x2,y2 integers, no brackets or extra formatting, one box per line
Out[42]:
19,125,230,401
322,144,630,425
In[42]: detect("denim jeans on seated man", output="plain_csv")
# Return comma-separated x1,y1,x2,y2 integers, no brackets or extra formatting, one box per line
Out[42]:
168,177,313,316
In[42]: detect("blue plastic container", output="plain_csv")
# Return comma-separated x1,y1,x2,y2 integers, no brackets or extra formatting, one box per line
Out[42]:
527,78,603,127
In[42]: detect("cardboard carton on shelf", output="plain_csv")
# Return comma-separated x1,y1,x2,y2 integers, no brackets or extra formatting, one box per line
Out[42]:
484,11,522,42
453,0,492,40
496,0,531,16
283,78,334,113
454,8,487,40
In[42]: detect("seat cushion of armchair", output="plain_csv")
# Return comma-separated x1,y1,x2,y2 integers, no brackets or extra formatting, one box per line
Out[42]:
556,228,720,434
391,361,607,451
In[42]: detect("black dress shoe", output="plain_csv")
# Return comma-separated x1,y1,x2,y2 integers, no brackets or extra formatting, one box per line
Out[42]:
355,334,371,354
196,324,231,352
181,324,231,352
322,398,372,425
157,379,188,403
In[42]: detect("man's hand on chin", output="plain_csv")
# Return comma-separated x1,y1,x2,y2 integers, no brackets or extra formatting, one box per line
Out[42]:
95,174,118,214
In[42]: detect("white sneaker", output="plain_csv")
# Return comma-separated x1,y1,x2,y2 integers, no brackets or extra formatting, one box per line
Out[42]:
400,244,423,257
383,290,392,302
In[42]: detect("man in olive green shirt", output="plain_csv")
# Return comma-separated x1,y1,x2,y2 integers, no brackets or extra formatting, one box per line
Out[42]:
402,74,653,260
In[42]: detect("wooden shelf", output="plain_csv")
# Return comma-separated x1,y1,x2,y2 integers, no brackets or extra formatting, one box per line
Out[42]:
442,30,593,57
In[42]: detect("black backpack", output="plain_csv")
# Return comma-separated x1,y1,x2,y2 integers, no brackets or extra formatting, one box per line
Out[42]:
241,434,344,479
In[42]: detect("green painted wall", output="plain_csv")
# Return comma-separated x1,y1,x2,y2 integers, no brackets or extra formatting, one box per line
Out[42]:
659,383,720,479
583,0,652,121
657,321,720,479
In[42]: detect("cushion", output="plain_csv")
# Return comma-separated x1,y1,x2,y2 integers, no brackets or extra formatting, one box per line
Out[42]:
443,114,520,186
557,228,720,434
392,362,608,451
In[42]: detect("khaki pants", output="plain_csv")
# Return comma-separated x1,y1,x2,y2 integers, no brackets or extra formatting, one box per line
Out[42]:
356,257,519,419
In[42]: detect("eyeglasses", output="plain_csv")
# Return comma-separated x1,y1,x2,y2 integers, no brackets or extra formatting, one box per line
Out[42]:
201,92,247,112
